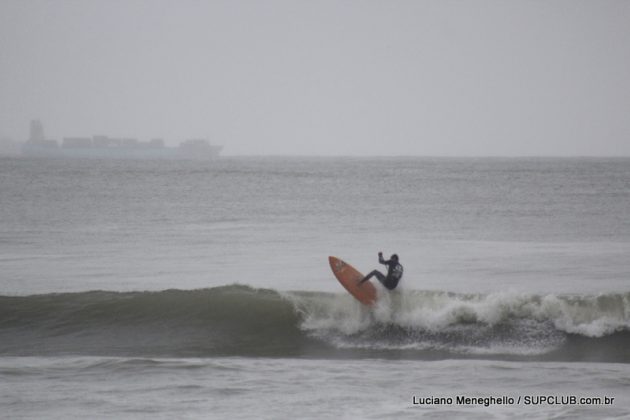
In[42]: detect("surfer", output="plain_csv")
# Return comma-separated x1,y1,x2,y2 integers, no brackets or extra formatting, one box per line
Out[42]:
359,252,403,290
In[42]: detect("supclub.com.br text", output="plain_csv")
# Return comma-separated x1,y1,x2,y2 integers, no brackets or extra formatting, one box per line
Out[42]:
412,395,616,407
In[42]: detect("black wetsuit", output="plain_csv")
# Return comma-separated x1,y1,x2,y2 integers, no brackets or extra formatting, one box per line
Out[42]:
360,255,403,290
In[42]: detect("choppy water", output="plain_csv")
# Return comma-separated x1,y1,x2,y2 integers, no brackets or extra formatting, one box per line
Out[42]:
1,156,629,418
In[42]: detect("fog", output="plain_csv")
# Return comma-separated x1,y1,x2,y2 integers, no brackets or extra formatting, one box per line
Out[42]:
1,0,629,156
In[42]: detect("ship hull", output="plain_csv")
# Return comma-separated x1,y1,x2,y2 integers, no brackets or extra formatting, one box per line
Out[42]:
21,144,222,160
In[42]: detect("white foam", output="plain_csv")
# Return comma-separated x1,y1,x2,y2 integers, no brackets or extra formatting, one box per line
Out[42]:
288,289,630,340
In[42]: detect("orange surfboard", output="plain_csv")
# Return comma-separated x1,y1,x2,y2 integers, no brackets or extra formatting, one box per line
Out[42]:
329,256,377,305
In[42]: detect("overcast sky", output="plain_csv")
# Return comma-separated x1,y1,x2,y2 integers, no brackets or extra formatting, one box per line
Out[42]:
1,0,629,156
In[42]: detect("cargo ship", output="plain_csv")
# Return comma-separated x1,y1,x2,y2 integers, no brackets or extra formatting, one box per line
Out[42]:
21,120,222,160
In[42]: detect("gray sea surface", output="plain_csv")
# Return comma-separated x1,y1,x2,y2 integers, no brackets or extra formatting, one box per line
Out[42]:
1,156,629,418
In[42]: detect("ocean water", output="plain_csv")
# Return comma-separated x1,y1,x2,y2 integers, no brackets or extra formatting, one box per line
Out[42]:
1,156,629,419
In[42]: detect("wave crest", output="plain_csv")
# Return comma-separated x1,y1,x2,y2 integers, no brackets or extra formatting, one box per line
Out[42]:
1,285,628,361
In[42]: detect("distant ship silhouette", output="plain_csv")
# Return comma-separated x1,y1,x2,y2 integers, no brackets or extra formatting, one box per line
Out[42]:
22,120,222,160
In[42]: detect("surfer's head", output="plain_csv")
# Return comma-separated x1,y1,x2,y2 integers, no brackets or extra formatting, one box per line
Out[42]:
391,254,399,261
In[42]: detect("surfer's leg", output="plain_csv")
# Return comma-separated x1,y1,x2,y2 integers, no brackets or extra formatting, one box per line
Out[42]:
359,271,374,284
360,270,385,285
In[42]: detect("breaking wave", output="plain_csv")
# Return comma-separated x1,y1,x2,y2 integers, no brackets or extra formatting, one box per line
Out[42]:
1,285,628,362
